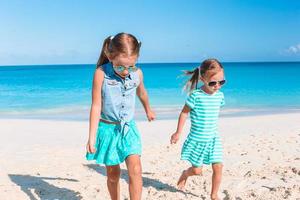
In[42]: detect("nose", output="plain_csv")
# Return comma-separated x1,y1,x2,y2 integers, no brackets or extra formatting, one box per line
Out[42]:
122,69,129,76
214,83,221,89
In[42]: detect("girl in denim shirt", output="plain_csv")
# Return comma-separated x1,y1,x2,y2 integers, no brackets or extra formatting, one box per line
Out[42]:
86,33,155,200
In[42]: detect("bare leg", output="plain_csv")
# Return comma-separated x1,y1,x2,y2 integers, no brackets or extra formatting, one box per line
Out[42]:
177,166,202,190
125,155,142,200
106,165,121,200
211,163,223,200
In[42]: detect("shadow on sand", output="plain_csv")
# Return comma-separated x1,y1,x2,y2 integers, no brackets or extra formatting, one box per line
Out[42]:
9,174,82,200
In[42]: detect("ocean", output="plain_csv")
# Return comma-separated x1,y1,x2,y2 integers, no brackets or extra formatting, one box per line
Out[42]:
1,62,300,120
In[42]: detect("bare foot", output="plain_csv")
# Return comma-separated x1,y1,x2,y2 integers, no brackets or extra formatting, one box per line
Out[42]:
177,170,188,190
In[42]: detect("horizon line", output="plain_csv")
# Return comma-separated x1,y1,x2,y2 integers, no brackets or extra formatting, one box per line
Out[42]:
1,60,300,67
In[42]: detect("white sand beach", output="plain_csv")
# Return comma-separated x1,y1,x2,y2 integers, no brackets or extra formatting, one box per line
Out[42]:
0,112,300,200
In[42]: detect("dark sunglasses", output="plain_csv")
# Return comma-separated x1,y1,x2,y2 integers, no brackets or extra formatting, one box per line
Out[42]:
208,80,226,87
113,65,138,73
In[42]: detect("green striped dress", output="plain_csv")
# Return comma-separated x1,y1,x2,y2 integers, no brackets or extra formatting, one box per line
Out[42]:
181,88,225,167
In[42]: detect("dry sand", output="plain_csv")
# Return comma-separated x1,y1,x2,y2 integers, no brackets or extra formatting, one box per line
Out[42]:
0,112,299,199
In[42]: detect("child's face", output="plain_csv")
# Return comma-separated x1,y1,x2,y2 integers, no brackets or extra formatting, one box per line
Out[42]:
110,54,138,78
201,70,225,93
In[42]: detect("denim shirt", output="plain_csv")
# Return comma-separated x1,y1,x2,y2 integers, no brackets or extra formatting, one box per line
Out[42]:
100,62,140,133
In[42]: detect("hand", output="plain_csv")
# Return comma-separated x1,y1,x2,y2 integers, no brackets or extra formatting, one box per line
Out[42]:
170,132,180,144
146,109,156,121
86,139,96,154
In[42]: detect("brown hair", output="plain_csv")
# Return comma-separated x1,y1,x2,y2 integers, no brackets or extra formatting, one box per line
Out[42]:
184,58,224,92
96,33,141,68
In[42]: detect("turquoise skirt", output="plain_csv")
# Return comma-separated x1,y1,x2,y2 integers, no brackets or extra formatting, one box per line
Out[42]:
181,135,223,167
86,121,142,166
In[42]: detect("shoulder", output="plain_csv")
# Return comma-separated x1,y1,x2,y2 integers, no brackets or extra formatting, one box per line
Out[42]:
96,65,104,72
185,89,201,109
95,65,105,75
186,89,201,102
93,67,105,83
136,68,143,79
189,89,202,98
216,90,225,98
133,68,143,85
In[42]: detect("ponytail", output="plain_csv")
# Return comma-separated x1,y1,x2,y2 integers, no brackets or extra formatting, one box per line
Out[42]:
96,36,112,68
183,67,200,92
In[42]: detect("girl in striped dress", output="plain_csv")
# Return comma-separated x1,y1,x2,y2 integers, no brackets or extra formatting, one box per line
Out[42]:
170,59,226,200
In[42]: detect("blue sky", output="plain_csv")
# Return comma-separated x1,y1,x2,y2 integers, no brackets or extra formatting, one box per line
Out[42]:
0,0,299,65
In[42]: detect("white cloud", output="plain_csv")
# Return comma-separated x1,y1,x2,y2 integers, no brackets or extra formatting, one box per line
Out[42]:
286,43,300,54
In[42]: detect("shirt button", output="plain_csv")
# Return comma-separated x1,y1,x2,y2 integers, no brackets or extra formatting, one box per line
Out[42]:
121,105,124,108
122,94,125,97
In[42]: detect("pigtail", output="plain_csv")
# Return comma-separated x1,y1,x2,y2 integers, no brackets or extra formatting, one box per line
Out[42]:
96,36,112,68
183,67,200,93
127,33,141,56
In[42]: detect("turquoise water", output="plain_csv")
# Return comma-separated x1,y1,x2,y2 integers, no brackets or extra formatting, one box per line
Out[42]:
1,62,300,120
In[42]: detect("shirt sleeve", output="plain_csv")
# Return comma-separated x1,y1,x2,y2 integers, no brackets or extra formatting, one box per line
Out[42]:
185,92,197,109
220,92,225,107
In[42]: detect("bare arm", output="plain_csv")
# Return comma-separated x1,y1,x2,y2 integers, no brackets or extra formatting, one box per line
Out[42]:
136,69,155,121
87,68,104,153
170,105,191,144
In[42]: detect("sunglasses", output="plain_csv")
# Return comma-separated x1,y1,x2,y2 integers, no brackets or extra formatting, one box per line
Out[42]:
113,65,138,73
207,80,226,87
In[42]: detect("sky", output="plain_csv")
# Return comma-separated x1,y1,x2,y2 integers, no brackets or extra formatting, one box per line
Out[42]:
0,0,299,65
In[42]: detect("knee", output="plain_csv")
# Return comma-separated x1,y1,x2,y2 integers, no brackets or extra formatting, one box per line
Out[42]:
128,165,142,179
212,163,223,172
107,170,120,183
192,167,202,175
